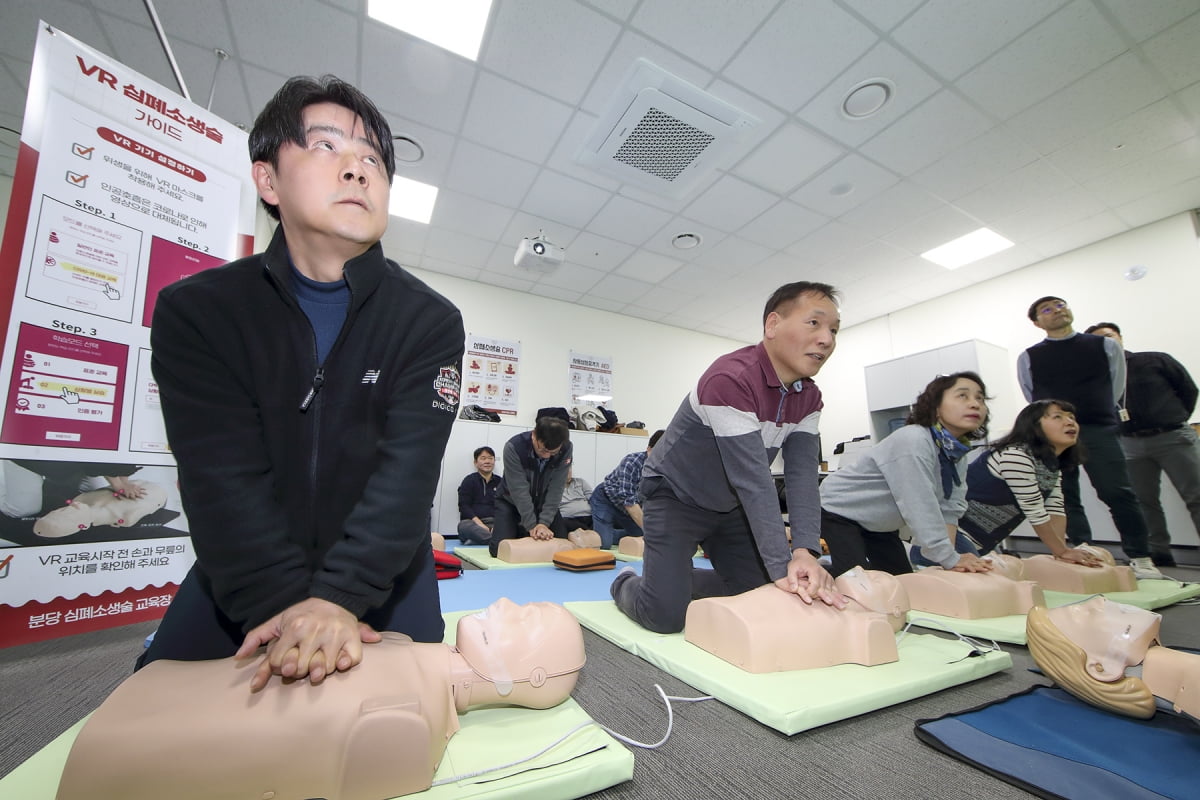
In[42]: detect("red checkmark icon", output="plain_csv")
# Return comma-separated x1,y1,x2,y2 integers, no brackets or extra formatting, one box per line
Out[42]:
72,144,95,157
67,172,88,185
0,554,13,571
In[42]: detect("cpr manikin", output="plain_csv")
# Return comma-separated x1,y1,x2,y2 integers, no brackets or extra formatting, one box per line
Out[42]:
33,481,167,538
1020,545,1138,594
56,599,585,800
1027,597,1199,721
618,536,644,558
897,563,1044,619
497,528,602,562
684,568,909,672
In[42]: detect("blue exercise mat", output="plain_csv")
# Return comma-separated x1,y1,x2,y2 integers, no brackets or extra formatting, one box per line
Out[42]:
436,558,712,613
915,685,1200,799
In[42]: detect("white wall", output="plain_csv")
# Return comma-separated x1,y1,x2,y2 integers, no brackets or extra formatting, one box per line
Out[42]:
816,212,1200,448
405,266,748,432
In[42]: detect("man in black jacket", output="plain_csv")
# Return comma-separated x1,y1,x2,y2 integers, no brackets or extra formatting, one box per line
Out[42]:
488,417,572,556
141,75,465,690
1086,322,1198,567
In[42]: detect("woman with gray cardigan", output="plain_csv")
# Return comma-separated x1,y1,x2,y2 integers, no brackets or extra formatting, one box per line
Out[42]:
820,372,995,577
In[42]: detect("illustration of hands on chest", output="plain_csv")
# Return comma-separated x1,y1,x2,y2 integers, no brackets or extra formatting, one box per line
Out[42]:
33,481,166,538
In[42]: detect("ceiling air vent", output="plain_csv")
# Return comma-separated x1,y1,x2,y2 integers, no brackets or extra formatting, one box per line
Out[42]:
578,59,759,199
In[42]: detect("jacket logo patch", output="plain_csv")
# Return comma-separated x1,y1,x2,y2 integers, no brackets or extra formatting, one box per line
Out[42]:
362,369,381,384
432,365,460,412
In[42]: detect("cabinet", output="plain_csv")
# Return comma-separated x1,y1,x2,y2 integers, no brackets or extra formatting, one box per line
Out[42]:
863,340,1012,443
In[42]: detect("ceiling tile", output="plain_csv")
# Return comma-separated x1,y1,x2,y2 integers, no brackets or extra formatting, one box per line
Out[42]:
587,195,676,246
908,128,1040,200
580,0,639,21
837,0,926,32
6,3,106,66
990,186,1108,241
615,250,683,283
784,220,877,268
579,30,712,117
799,41,942,148
731,122,844,195
1005,52,1167,155
461,72,573,163
791,154,900,215
529,284,583,303
229,0,356,84
1083,135,1200,206
1099,0,1200,43
482,0,621,105
690,235,775,275
521,169,613,228
588,273,654,302
538,261,607,292
954,160,1076,221
627,285,699,314
881,205,991,255
1113,175,1200,228
630,0,777,71
565,231,635,271
417,256,482,281
443,139,539,207
1141,9,1200,90
429,190,515,240
547,111,622,191
577,295,628,312
736,201,829,251
1044,97,1196,183
954,0,1125,119
382,216,431,256
1026,212,1130,259
683,174,779,233
839,181,944,239
891,0,1065,81
476,270,536,293
702,79,789,161
360,25,476,133
722,0,878,112
858,90,993,176
423,225,496,265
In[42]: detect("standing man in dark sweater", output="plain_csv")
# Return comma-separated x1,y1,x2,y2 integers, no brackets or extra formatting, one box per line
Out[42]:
143,76,465,689
1085,322,1198,568
1016,297,1162,579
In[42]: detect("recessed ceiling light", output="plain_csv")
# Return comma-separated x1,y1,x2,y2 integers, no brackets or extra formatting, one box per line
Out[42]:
388,176,438,224
829,182,854,197
841,78,894,119
672,232,702,250
1124,265,1148,281
921,227,1014,269
367,0,493,61
393,135,424,164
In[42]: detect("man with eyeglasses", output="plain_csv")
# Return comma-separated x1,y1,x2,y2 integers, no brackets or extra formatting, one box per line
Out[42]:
488,416,573,556
1017,297,1163,579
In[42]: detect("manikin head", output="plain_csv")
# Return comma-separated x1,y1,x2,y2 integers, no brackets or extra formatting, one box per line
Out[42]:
454,598,585,709
1026,598,1161,718
834,566,910,631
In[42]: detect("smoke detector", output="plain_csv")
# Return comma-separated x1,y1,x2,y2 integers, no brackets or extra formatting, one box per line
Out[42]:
577,59,759,199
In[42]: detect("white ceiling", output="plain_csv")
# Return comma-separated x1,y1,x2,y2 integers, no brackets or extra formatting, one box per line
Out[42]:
1,0,1199,341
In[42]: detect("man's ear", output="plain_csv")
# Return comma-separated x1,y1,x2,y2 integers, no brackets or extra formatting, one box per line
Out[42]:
763,310,780,340
251,161,279,207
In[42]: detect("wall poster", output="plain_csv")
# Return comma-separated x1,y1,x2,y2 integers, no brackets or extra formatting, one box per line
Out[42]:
462,333,520,416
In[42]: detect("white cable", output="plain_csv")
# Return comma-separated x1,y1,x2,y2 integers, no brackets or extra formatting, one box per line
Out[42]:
595,683,714,749
428,684,714,786
900,617,1003,656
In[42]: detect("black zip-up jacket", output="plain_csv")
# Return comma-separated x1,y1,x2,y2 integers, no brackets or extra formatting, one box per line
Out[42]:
495,430,573,531
151,228,465,631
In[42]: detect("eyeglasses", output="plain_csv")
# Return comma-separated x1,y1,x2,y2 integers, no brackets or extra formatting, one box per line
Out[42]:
1038,302,1068,315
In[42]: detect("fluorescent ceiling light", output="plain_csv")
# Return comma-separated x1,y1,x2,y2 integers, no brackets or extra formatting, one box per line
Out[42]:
921,227,1014,269
577,394,612,404
389,176,438,224
367,0,493,61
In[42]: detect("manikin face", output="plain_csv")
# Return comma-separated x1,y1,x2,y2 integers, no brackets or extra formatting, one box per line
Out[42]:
762,292,840,385
1032,298,1073,333
475,451,495,475
455,598,584,685
253,102,390,267
1039,404,1079,454
1047,596,1161,681
936,378,987,439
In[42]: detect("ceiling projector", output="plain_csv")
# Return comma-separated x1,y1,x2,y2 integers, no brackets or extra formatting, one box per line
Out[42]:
514,235,564,272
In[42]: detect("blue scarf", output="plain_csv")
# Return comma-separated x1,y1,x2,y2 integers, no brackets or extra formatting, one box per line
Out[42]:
930,424,971,499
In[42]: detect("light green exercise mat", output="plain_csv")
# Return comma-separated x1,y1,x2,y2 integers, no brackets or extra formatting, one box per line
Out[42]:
453,545,639,570
903,610,1030,644
565,600,1012,736
1044,577,1200,611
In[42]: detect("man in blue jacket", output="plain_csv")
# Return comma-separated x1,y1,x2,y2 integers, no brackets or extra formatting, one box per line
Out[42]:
142,75,465,690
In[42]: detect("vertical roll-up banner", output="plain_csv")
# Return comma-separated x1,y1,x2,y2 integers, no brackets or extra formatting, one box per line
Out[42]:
0,23,256,646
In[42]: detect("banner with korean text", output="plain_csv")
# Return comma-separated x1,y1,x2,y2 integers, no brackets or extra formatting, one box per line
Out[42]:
0,23,256,646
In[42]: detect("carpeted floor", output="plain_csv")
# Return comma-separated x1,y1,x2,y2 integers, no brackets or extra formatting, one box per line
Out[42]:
3,565,1197,798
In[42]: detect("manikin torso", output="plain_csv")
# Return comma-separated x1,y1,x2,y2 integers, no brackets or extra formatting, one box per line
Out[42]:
684,568,911,673
56,599,584,800
1020,546,1138,594
897,564,1044,619
497,529,601,562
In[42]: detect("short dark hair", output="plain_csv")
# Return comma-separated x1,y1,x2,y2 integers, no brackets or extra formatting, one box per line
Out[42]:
1084,322,1121,336
1027,296,1066,322
473,446,495,460
533,416,570,451
905,371,990,440
648,429,666,448
989,400,1083,471
763,282,838,325
249,75,395,221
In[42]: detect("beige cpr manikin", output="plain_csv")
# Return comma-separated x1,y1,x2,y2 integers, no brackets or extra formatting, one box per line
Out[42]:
55,599,585,800
618,536,644,557
684,568,910,673
1027,596,1199,720
897,561,1044,619
1020,545,1138,594
497,529,601,562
